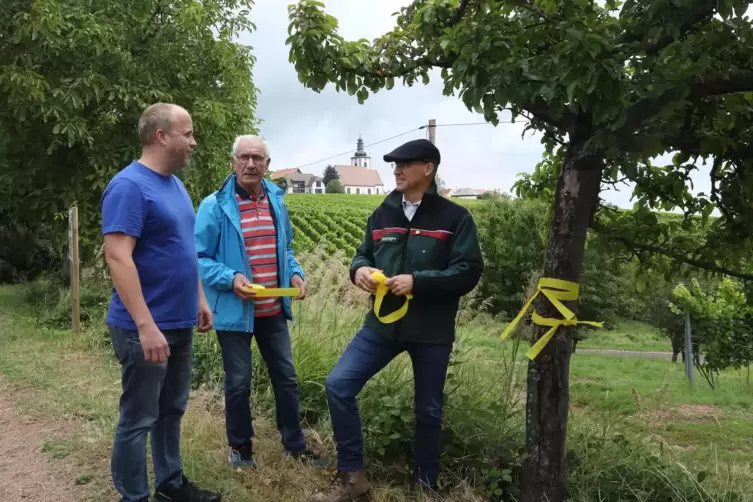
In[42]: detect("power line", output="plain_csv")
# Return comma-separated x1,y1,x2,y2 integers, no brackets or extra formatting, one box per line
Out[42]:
292,127,423,169
291,120,524,170
425,120,522,127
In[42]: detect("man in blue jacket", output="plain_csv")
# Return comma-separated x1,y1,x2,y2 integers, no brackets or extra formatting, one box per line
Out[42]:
194,134,327,469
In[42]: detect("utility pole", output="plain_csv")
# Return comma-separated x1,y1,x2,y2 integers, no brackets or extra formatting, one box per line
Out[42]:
428,118,436,145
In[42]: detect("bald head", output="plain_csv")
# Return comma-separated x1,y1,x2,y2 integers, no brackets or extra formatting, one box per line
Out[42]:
138,103,188,146
136,103,196,174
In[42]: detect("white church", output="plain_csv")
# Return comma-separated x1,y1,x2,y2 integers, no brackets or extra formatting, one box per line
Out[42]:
333,136,385,195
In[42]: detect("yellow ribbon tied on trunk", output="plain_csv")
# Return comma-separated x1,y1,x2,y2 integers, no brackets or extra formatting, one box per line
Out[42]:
371,270,412,324
245,284,301,297
499,277,603,360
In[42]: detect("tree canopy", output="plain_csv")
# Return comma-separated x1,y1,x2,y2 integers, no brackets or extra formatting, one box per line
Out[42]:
286,0,753,499
322,164,340,185
286,0,752,280
0,0,259,245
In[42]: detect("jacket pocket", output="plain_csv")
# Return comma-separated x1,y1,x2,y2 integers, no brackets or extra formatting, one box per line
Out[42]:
212,291,223,314
408,232,450,271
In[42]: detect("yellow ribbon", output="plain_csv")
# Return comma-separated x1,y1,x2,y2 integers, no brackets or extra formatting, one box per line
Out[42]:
371,270,412,324
245,284,301,297
499,277,603,360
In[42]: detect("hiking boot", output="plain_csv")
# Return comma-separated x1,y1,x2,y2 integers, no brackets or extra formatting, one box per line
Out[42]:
154,475,222,502
228,442,256,469
287,448,331,469
310,470,371,502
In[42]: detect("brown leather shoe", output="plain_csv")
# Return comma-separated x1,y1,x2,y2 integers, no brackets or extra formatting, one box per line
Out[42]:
310,470,371,502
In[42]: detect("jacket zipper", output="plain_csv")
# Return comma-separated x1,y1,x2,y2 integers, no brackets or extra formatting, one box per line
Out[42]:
268,194,291,324
393,216,413,342
280,201,291,325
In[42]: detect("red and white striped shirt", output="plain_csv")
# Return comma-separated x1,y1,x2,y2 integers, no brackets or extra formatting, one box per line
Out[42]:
236,188,281,318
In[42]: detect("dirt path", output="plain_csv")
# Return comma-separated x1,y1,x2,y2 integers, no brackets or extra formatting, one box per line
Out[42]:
0,386,85,502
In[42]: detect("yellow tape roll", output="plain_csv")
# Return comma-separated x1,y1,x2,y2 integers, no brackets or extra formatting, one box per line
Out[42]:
500,277,603,360
370,270,412,324
245,284,301,297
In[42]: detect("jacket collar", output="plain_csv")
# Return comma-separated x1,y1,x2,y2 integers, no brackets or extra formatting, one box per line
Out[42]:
217,172,283,205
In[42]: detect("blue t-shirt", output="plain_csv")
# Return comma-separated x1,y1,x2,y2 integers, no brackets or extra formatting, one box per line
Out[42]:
101,161,198,331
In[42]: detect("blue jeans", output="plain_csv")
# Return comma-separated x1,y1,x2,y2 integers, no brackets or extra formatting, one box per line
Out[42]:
216,313,306,453
325,327,452,487
108,326,194,502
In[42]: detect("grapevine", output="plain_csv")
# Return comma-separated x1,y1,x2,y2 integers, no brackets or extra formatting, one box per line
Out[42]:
283,194,480,258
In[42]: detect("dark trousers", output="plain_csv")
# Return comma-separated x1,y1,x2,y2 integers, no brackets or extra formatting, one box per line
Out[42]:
216,313,306,453
109,326,193,502
324,327,452,487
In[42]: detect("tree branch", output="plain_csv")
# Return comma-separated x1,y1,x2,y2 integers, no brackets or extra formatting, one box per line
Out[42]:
619,70,753,134
617,0,716,54
620,127,753,158
447,0,472,27
523,98,575,131
688,70,753,99
591,221,753,281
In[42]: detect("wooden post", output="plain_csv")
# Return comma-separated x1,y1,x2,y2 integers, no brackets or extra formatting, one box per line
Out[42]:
428,118,436,145
69,206,81,336
684,312,694,387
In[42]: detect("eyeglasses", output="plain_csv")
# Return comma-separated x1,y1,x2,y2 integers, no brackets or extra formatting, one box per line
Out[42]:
235,153,267,164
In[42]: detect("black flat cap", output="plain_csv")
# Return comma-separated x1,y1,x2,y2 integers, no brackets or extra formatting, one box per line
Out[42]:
383,139,440,165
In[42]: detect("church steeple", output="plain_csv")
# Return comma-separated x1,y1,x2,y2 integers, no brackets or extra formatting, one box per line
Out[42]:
351,134,371,168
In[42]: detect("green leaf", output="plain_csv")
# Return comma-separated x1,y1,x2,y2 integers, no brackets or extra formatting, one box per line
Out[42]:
540,85,556,101
566,28,584,41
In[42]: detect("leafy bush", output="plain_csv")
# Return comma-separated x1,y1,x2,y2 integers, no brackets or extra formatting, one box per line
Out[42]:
473,198,549,319
22,274,111,330
325,179,345,194
0,216,64,284
670,278,752,377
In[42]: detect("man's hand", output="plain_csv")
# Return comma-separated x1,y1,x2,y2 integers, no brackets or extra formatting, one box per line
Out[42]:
232,273,257,300
139,323,170,363
354,267,379,294
197,298,213,333
385,274,413,297
291,274,307,300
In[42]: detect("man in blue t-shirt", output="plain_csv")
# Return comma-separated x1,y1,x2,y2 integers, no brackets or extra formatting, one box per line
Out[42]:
100,103,220,502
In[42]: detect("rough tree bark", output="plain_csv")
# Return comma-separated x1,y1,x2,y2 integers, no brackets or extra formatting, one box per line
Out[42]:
520,143,603,502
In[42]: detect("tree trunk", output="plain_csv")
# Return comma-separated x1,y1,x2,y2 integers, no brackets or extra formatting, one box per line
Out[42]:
671,333,682,363
520,146,603,502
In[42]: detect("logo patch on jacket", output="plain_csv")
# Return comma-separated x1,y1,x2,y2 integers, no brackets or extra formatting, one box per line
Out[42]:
381,234,400,243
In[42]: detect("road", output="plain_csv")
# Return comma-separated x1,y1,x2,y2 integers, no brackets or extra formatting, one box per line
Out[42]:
576,349,704,362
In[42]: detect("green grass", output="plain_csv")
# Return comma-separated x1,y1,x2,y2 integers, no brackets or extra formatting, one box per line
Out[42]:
577,318,671,352
2,251,753,501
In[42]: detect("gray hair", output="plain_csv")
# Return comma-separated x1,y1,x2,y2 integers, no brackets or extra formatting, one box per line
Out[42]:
138,103,183,146
232,135,270,157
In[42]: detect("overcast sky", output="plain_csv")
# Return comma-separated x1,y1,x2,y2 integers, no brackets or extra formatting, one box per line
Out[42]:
241,0,711,208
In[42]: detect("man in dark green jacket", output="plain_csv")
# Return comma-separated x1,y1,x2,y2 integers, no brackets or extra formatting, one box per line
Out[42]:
310,139,484,502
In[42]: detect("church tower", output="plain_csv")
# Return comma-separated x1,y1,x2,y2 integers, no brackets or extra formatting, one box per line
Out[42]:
350,134,370,168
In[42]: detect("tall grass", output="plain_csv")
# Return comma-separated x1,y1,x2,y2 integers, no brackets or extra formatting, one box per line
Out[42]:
190,247,527,493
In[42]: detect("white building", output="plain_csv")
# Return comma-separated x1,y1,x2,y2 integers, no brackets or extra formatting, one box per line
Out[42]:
333,136,385,195
270,168,325,194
